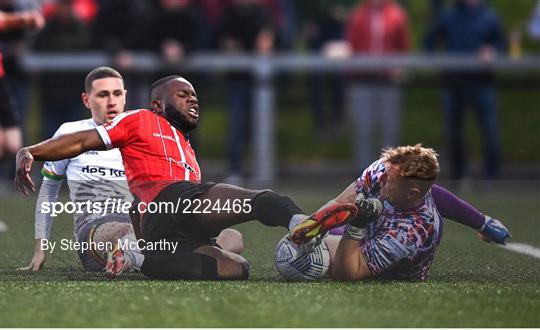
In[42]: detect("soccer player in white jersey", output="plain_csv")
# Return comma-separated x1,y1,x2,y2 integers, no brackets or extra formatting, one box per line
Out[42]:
17,67,134,271
17,67,244,271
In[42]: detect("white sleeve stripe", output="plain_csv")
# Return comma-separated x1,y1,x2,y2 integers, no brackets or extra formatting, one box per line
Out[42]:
105,109,141,130
171,126,189,180
156,116,175,178
96,126,113,150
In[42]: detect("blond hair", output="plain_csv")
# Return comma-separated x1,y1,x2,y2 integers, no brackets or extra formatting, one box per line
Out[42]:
381,144,439,180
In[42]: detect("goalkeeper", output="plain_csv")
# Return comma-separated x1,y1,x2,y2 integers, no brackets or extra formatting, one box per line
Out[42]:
290,144,510,280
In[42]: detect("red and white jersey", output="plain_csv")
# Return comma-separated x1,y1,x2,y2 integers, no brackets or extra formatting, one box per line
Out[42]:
96,109,201,205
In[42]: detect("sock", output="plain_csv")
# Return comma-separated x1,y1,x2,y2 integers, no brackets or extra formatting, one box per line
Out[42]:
288,214,308,231
140,252,218,280
124,250,145,270
252,191,304,228
116,233,144,271
118,233,141,253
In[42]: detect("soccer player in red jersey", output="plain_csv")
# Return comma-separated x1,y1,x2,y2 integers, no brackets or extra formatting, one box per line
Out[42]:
17,68,243,272
14,75,356,280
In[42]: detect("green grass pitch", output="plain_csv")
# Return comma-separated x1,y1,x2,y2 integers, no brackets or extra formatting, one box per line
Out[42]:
1,180,539,327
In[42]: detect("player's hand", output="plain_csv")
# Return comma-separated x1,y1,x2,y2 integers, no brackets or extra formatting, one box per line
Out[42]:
17,246,45,271
14,148,35,195
352,193,382,228
477,216,512,245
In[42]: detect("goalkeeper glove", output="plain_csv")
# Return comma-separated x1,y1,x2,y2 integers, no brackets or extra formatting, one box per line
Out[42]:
478,216,512,245
345,193,382,241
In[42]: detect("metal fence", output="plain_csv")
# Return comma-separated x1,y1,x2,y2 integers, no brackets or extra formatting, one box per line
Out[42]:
21,52,540,183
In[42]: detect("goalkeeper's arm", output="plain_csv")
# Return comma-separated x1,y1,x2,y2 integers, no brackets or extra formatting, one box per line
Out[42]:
431,184,511,244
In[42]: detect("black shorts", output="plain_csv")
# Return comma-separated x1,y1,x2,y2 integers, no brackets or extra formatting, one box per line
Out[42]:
0,78,19,128
143,238,221,257
141,181,217,252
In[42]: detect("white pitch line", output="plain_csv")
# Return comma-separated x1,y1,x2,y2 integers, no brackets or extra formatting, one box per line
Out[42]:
500,243,540,260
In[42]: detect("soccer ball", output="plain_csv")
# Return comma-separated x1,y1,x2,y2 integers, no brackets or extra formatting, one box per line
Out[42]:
274,235,330,281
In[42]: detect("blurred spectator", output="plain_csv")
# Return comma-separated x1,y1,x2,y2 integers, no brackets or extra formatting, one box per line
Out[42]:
148,0,208,151
429,0,446,20
0,7,43,232
91,0,153,109
197,0,231,49
0,7,44,159
34,0,90,139
345,0,411,170
424,0,506,180
91,0,153,67
528,0,540,40
262,0,296,51
150,0,206,64
304,4,347,136
42,0,98,25
215,0,276,184
0,0,42,142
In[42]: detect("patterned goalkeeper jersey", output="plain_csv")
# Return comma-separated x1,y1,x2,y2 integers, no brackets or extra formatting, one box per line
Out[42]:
355,159,443,280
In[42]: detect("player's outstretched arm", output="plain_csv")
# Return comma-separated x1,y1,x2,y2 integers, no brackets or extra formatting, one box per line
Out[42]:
15,129,105,195
431,184,511,245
